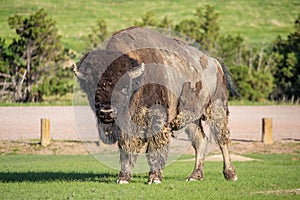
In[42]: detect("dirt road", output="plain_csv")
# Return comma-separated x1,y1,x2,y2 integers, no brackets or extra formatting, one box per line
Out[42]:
0,106,299,141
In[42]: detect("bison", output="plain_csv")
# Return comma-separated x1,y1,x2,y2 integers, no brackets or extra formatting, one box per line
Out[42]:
74,27,238,184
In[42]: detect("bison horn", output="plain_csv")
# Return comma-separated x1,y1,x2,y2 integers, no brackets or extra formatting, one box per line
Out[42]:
128,63,145,79
73,63,85,80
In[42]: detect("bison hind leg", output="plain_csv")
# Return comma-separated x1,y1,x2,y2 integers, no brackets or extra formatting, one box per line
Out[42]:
208,100,238,181
185,123,208,181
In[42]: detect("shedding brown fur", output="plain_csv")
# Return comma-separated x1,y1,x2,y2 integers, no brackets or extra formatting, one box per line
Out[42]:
76,27,238,184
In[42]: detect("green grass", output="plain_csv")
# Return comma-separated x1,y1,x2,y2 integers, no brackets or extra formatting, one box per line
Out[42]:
1,0,299,53
0,100,72,106
0,154,299,199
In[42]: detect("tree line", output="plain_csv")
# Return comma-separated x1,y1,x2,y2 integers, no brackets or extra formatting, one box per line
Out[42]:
0,7,299,103
0,9,74,102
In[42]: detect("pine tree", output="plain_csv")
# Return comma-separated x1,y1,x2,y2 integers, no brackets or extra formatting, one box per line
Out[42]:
272,15,300,100
88,20,109,48
0,9,68,102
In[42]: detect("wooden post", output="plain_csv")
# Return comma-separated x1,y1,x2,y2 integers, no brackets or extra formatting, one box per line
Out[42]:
41,118,50,146
262,118,273,144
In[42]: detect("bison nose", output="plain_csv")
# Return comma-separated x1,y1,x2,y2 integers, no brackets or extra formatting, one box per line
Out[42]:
98,107,116,124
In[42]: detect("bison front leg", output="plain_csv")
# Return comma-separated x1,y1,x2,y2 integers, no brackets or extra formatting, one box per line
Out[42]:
146,131,170,184
117,149,138,184
185,122,208,181
146,144,169,184
117,135,145,184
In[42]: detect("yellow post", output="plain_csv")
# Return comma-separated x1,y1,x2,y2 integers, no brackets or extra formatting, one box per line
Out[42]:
41,118,50,146
262,118,273,144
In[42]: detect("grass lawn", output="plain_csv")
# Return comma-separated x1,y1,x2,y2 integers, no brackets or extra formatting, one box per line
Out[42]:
1,0,299,53
0,154,299,199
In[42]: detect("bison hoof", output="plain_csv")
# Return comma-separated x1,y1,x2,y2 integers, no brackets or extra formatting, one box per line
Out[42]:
148,171,162,185
187,170,203,181
187,177,203,181
223,169,238,181
117,171,131,184
117,179,129,184
148,179,162,185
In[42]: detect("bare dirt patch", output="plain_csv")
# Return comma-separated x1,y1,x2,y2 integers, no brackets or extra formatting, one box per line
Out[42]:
0,140,88,155
1,140,299,157
184,140,300,156
180,154,258,162
229,140,300,155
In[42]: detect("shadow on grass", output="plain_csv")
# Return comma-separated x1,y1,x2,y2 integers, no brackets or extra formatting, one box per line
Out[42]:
0,172,117,183
0,172,184,184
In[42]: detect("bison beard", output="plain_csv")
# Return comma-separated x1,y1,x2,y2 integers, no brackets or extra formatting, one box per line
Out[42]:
75,27,238,184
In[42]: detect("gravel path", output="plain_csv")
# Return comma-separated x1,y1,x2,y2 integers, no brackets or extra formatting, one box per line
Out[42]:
0,106,299,141
229,106,300,141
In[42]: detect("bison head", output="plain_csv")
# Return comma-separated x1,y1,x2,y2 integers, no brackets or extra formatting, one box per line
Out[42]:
95,60,145,125
74,49,145,143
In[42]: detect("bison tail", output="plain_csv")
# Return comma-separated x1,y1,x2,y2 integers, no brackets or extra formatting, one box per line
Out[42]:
217,58,240,98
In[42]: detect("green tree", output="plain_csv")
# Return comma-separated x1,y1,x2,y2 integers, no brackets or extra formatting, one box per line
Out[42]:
220,38,275,101
175,19,202,43
88,19,109,48
216,35,244,67
134,11,174,29
271,15,300,100
134,11,158,27
158,16,174,29
230,64,274,101
0,9,69,102
175,5,220,54
195,5,219,54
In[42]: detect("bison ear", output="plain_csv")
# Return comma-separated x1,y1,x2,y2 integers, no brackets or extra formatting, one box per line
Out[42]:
73,63,86,80
128,63,145,79
128,63,145,93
